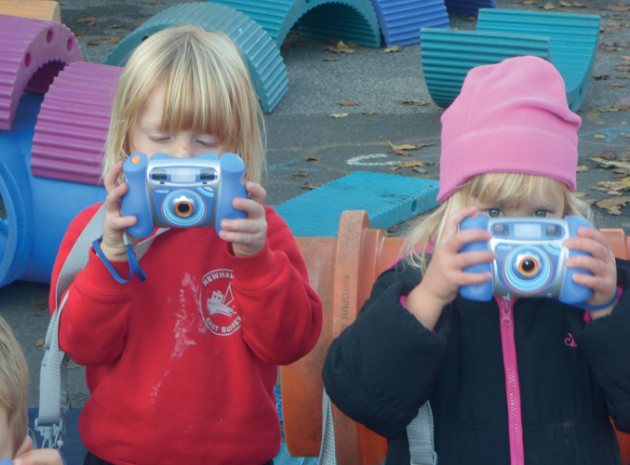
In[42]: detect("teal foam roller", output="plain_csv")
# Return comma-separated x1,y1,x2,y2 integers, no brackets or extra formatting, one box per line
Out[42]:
105,2,288,112
275,171,439,237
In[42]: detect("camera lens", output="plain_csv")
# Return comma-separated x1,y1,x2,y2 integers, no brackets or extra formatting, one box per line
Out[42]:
174,197,194,218
517,256,539,276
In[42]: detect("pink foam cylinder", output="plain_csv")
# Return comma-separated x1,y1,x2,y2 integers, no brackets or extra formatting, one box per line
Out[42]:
0,14,82,130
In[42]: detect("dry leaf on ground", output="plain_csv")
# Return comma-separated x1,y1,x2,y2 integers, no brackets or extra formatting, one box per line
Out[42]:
337,101,359,107
77,16,97,26
324,40,355,54
594,177,630,195
330,112,349,118
590,156,630,170
384,45,402,53
595,196,630,215
400,99,430,106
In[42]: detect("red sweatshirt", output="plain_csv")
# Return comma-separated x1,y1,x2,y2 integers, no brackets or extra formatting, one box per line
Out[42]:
49,203,323,465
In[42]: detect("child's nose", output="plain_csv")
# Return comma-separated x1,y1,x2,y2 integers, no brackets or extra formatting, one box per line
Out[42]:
173,141,193,158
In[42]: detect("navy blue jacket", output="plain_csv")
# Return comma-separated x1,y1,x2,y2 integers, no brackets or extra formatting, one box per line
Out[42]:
323,258,630,465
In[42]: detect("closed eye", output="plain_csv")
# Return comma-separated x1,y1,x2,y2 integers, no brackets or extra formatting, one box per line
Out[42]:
149,135,171,143
197,139,219,147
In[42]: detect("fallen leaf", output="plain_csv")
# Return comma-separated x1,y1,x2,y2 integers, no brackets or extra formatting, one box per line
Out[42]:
610,83,627,89
362,110,377,116
595,195,630,215
400,99,430,106
559,0,571,6
330,112,349,118
324,40,355,54
607,4,630,12
593,134,607,139
302,182,320,190
305,156,321,162
542,1,555,10
337,101,359,107
591,157,630,170
593,74,610,80
77,16,97,26
35,338,44,347
107,35,121,45
384,45,402,53
390,160,428,173
292,171,309,178
594,177,630,195
576,164,589,172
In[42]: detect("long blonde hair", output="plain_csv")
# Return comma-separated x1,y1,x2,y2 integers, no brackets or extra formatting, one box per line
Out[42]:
403,173,592,272
0,316,29,455
103,25,265,182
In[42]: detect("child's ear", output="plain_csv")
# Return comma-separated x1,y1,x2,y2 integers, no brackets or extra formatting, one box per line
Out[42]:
14,435,32,457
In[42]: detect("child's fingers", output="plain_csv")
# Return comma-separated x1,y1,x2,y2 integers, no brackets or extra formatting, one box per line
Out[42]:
104,160,124,193
245,181,267,204
441,206,480,241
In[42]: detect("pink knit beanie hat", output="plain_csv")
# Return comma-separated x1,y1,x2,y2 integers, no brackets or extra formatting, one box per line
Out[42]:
437,55,581,202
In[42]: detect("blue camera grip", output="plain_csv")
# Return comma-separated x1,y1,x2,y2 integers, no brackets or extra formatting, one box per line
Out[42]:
215,152,247,234
559,215,593,306
459,215,494,301
121,153,155,238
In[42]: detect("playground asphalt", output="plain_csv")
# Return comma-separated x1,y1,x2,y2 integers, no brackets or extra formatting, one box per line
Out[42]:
0,0,628,431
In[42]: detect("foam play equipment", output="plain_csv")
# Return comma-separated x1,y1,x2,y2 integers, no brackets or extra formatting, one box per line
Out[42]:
420,9,600,110
444,0,495,16
209,0,381,48
420,27,550,108
0,14,82,130
370,0,449,46
31,61,123,185
274,171,439,236
280,209,630,464
0,92,106,287
0,0,61,22
105,2,288,113
476,8,600,112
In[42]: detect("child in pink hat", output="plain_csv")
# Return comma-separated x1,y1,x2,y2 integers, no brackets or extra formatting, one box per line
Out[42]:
323,56,629,465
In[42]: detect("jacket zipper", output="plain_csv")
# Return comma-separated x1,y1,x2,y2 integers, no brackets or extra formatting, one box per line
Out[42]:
497,296,525,465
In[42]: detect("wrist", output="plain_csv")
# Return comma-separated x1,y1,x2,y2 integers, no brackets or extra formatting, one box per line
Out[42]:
583,287,622,313
98,241,128,262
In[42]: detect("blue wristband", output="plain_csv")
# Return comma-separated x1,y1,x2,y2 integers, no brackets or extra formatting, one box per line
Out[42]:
92,236,147,284
583,288,621,312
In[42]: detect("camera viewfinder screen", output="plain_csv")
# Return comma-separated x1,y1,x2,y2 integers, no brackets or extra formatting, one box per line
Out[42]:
514,223,542,239
170,168,197,183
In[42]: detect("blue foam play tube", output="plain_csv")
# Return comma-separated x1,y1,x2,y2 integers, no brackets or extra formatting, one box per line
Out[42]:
0,93,105,287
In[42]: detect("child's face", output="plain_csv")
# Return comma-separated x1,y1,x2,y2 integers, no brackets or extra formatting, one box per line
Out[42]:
0,406,13,459
128,82,226,159
469,182,565,219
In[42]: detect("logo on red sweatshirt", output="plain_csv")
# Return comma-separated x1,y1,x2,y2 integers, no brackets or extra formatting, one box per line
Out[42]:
200,268,241,336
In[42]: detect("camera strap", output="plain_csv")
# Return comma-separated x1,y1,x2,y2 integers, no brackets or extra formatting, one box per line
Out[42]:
36,204,167,448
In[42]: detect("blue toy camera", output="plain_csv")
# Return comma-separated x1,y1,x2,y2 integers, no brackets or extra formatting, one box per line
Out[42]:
459,215,593,306
120,152,247,238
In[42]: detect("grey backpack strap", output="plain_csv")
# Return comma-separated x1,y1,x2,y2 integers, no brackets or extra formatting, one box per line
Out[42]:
317,390,337,465
407,402,437,465
317,390,437,465
35,205,166,448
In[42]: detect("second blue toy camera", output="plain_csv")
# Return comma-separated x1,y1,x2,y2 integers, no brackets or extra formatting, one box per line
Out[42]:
120,152,247,238
459,215,593,306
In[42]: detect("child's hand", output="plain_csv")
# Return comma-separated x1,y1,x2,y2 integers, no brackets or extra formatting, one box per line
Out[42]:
219,182,268,257
564,226,618,318
406,207,495,329
101,160,138,261
13,436,63,465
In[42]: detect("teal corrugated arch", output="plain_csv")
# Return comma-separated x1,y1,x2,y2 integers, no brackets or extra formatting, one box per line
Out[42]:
105,2,288,112
210,0,381,48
